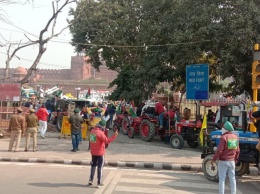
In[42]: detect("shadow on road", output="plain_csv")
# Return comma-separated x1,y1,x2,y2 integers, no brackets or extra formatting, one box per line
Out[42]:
28,182,87,188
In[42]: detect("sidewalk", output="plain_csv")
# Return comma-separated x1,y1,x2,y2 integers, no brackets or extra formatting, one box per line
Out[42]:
0,130,203,171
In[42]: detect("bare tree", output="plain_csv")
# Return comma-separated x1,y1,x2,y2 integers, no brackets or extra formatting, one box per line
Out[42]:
1,0,77,84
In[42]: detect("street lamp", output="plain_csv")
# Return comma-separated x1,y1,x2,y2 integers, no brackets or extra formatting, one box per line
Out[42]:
75,87,81,99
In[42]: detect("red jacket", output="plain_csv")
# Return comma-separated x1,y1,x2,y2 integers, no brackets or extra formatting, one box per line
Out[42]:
36,108,49,121
213,132,240,161
89,127,117,156
164,110,175,119
155,102,164,114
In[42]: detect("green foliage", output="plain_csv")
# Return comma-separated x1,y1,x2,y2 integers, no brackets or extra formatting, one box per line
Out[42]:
69,0,260,100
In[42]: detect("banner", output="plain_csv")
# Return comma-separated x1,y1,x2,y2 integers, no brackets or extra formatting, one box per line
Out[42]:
61,116,88,139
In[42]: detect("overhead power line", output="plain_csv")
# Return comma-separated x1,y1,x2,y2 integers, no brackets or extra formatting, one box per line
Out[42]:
0,51,69,69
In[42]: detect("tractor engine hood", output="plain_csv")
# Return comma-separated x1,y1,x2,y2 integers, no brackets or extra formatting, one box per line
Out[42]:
210,130,259,146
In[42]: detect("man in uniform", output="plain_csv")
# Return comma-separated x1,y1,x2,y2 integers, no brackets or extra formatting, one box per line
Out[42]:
25,108,38,152
8,108,25,152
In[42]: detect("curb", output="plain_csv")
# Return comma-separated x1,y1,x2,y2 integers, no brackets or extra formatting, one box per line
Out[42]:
0,156,202,171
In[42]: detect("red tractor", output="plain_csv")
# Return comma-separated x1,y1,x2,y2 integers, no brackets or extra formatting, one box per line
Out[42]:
120,113,158,141
112,113,127,132
124,113,175,142
169,101,244,149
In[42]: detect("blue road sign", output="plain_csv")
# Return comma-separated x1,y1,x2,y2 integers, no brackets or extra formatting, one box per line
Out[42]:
186,64,209,100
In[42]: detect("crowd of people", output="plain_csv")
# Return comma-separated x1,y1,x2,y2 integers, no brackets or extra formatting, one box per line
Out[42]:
7,99,119,188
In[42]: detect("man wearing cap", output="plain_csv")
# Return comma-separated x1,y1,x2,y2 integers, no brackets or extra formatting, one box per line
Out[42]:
25,108,38,152
211,121,240,194
88,119,118,188
7,108,25,152
68,108,84,152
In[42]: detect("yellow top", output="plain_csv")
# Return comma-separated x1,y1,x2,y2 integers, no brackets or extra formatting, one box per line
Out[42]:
87,107,106,127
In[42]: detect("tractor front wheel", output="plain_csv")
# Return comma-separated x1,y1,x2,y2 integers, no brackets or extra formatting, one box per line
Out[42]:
202,154,219,182
140,120,155,142
128,127,135,139
170,134,184,149
121,117,130,135
112,123,121,132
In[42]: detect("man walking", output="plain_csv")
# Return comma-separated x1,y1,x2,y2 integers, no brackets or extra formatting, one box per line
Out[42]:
36,104,49,139
8,108,25,152
68,108,84,152
107,103,116,129
89,119,118,188
211,121,240,194
25,108,38,152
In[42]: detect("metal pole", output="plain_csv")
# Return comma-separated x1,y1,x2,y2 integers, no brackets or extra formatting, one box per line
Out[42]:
167,80,170,132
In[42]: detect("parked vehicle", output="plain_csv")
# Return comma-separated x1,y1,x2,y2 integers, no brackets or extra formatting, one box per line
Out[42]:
201,111,259,181
49,99,91,132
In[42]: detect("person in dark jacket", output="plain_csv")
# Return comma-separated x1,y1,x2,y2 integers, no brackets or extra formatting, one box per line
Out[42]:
107,104,116,128
211,121,240,194
252,110,260,137
68,108,84,152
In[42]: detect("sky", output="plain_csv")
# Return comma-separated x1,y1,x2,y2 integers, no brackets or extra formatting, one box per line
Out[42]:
0,0,77,70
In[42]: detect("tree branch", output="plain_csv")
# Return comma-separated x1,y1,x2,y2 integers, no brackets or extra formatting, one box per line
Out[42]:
19,0,77,84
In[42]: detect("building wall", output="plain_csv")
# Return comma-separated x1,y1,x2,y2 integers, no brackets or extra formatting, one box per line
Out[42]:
37,69,70,80
70,56,92,80
93,65,118,82
0,55,118,95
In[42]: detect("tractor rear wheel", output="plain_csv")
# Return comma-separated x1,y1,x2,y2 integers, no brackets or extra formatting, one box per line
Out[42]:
235,162,249,176
121,117,130,135
128,127,135,139
170,134,184,149
202,154,219,182
140,120,155,142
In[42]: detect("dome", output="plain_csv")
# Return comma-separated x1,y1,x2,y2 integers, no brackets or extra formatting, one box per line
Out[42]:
13,67,27,76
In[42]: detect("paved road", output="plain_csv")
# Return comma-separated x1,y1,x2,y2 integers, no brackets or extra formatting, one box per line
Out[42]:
0,130,202,168
1,162,260,194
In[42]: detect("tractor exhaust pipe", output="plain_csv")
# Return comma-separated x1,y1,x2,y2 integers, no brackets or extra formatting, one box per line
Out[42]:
241,110,247,133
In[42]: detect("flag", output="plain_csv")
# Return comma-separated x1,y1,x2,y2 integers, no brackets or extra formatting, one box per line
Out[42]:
199,113,207,146
86,88,91,98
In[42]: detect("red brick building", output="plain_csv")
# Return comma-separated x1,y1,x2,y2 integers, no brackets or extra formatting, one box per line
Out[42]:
0,55,118,96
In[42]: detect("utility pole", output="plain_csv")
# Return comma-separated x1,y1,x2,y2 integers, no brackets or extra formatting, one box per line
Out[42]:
251,43,260,132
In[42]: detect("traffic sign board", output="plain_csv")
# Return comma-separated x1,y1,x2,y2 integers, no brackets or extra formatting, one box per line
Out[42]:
186,64,209,100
